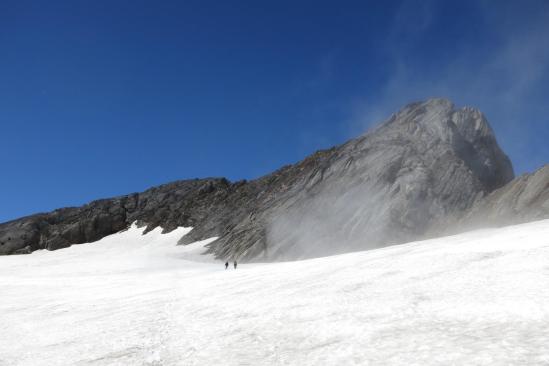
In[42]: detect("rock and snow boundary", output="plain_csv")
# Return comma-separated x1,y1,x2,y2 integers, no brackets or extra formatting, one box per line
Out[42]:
1,220,549,365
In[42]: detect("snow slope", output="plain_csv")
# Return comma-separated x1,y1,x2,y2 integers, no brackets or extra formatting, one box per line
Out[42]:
1,220,549,365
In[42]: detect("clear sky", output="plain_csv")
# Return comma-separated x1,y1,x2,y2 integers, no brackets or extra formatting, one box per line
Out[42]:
1,0,548,223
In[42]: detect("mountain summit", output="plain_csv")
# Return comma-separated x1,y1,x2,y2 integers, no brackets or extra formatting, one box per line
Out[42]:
2,99,543,260
260,98,515,258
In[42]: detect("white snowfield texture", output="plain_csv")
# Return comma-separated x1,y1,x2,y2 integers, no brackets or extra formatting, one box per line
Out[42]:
1,220,549,366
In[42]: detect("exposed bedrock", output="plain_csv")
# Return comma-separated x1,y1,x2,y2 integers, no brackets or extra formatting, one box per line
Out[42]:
2,98,540,260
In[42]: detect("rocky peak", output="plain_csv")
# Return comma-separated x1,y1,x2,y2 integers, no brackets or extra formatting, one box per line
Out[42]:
379,98,455,141
377,98,514,192
452,106,493,140
0,99,527,260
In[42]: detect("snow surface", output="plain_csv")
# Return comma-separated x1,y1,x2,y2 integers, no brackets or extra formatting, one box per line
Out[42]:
2,220,549,365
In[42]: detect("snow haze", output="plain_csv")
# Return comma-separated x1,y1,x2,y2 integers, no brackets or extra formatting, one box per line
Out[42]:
2,221,549,365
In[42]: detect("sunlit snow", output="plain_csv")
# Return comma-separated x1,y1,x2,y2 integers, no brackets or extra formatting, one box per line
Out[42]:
1,220,549,365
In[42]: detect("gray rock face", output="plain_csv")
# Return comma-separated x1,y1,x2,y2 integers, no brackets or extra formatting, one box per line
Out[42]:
258,99,515,259
0,99,523,260
451,164,549,231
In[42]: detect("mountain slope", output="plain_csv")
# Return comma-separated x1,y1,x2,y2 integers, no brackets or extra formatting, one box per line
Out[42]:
2,220,549,365
456,164,549,229
0,99,517,259
261,98,515,259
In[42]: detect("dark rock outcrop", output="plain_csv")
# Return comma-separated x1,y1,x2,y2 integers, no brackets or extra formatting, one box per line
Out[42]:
1,98,527,260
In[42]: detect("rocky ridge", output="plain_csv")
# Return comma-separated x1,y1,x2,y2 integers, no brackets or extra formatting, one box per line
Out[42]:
1,98,540,260
454,164,549,230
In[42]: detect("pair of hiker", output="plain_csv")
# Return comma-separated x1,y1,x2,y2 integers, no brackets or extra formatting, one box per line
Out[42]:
225,261,237,270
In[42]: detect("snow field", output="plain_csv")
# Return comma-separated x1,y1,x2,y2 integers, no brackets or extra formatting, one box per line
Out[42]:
1,220,549,365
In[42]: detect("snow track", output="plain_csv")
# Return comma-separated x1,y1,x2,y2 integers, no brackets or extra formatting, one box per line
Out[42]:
1,220,549,365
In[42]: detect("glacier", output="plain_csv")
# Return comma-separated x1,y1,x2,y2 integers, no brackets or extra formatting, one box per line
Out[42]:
1,220,549,365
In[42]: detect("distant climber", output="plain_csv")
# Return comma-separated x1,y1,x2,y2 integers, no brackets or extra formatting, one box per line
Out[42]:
234,261,237,270
225,261,229,270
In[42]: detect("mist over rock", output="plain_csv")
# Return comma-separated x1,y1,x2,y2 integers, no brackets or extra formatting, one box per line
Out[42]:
0,98,534,260
263,98,515,258
453,164,549,230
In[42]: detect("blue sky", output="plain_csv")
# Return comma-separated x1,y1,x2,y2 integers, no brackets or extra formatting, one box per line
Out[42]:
1,0,548,222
